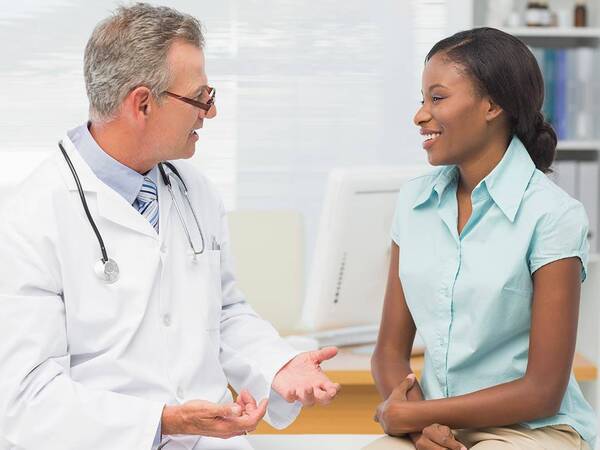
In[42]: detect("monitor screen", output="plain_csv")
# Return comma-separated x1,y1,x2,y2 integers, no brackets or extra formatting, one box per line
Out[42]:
301,165,429,333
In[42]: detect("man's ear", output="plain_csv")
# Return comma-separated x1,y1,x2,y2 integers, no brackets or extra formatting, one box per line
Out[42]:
485,97,504,122
128,86,152,119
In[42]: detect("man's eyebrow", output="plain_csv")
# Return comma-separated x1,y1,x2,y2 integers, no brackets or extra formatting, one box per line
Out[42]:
189,84,208,97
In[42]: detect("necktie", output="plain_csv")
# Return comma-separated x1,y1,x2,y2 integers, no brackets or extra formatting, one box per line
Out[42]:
136,176,159,232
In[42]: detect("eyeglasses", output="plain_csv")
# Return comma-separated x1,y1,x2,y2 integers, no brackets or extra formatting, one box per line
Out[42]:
164,86,215,112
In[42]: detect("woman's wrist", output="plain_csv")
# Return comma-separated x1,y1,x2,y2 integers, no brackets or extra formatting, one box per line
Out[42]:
391,399,429,435
409,432,422,444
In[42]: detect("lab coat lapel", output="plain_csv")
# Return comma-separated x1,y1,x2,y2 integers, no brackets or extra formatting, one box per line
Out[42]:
58,135,157,239
157,166,173,245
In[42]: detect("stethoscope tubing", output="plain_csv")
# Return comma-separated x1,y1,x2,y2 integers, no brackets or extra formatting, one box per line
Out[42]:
159,162,206,255
59,141,110,264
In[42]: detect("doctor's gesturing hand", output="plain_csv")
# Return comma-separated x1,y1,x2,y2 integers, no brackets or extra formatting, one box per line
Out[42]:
272,346,341,406
161,389,268,438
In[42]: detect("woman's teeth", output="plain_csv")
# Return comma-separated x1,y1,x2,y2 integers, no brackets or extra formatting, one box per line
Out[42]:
424,133,441,142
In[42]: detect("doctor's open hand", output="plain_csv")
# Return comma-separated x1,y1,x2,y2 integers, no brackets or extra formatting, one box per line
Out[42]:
161,394,268,438
272,346,341,406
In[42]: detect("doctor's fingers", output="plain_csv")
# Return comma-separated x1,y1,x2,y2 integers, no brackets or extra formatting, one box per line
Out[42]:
224,400,268,432
296,386,317,406
236,389,258,412
313,389,332,405
241,390,258,410
321,380,341,397
233,398,267,422
312,346,339,364
314,381,340,405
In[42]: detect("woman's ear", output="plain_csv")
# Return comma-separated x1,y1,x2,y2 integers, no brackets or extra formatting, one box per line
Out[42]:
484,97,504,122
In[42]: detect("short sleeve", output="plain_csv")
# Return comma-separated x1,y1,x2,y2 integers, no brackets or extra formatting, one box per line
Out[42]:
528,201,589,281
390,189,407,246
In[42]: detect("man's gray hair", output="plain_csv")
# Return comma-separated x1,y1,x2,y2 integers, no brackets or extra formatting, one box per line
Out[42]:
84,3,204,122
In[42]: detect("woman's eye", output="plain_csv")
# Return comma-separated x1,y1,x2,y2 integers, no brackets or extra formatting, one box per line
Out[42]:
419,96,443,105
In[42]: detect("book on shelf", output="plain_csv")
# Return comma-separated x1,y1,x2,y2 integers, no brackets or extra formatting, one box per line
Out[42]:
531,47,598,141
551,160,598,253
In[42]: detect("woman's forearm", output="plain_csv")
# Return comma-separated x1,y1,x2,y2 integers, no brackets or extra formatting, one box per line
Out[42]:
389,375,561,434
371,353,422,400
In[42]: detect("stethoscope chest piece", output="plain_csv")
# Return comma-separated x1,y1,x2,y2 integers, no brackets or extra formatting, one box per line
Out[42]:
94,258,120,284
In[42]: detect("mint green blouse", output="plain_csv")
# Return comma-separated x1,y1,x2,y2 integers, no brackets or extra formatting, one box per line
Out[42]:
391,136,596,446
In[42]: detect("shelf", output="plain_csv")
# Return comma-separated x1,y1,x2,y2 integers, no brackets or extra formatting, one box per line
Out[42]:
502,27,600,39
557,140,600,151
555,141,600,161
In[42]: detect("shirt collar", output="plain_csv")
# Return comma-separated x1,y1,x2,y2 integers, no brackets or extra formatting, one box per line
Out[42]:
480,135,536,222
67,122,158,205
412,136,535,222
412,165,458,209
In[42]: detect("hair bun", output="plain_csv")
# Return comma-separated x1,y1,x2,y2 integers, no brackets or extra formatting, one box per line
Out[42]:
529,115,557,173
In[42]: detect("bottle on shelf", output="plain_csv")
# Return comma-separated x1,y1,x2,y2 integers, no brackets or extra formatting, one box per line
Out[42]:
526,1,542,26
540,0,552,26
526,1,552,27
574,0,588,27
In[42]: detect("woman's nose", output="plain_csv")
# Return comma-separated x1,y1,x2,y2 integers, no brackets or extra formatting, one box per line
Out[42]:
413,103,431,127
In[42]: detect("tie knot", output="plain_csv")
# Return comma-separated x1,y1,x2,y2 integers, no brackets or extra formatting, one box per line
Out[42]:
137,177,157,204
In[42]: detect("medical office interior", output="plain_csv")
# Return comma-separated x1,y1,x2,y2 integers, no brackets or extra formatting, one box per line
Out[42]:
1,0,600,448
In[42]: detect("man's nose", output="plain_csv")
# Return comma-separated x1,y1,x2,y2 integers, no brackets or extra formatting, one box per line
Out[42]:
204,104,217,119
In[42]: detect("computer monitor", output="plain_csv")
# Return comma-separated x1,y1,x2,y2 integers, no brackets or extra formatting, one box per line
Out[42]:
300,165,429,346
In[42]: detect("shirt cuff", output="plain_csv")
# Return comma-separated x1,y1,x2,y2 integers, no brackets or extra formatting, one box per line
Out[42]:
152,415,162,449
266,386,302,429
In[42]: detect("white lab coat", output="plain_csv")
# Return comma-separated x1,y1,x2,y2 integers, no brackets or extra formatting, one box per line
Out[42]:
0,135,301,450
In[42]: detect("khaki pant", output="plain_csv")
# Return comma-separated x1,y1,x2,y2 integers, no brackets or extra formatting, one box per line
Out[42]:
363,425,590,449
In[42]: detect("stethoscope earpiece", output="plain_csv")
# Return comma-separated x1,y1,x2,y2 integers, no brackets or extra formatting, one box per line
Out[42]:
94,258,120,284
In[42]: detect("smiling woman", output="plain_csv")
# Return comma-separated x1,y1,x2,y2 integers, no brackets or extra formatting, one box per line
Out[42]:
370,27,596,450
415,29,556,175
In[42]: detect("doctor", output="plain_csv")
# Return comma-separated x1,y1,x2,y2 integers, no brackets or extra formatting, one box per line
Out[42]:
0,4,339,449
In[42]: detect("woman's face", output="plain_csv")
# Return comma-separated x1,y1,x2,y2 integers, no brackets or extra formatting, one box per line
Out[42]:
413,52,495,167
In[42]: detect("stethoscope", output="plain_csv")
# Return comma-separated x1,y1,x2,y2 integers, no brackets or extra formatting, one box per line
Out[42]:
58,141,206,284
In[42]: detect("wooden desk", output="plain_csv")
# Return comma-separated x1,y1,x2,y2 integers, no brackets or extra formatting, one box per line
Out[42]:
255,349,597,434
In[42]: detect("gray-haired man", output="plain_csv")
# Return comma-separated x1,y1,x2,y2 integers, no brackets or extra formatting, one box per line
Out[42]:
0,4,339,449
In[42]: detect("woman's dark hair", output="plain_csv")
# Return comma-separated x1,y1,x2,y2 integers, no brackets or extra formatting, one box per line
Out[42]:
426,27,556,173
